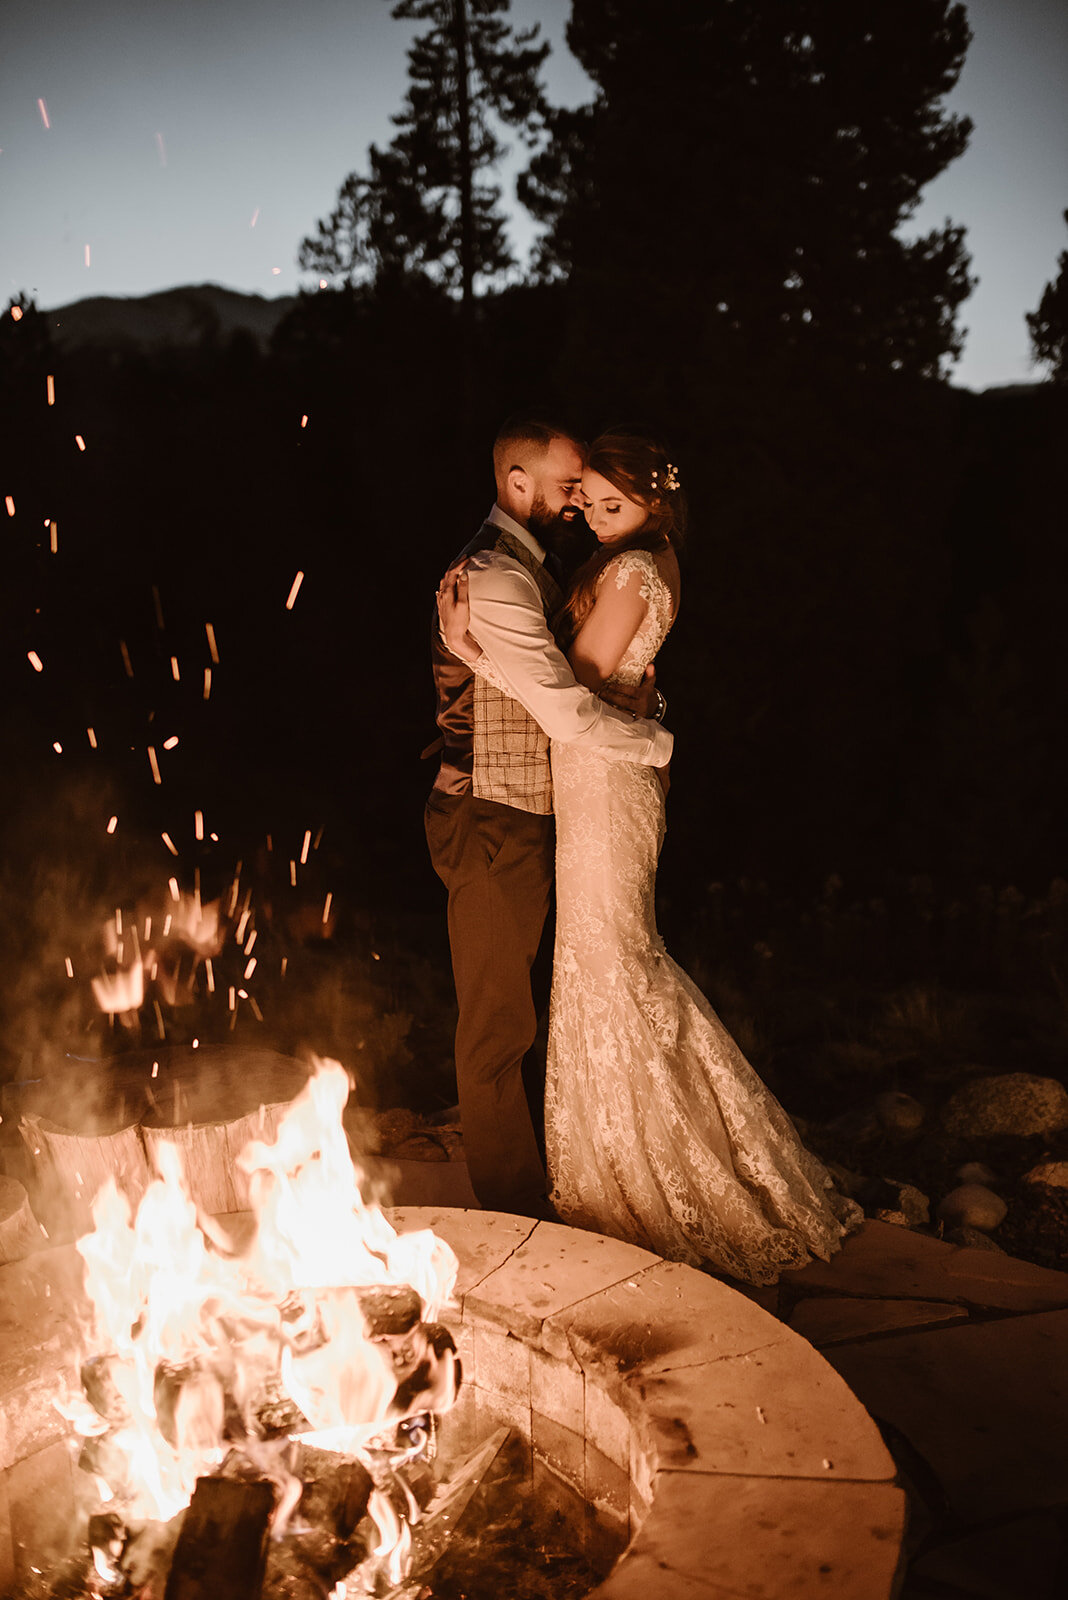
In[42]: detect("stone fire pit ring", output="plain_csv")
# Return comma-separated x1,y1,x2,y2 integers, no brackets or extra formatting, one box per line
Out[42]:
390,1207,905,1598
0,1206,905,1597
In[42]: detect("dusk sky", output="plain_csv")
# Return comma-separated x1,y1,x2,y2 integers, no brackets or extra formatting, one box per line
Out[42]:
2,0,1066,391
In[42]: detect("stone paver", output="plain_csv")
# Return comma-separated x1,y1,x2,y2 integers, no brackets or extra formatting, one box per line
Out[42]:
910,1510,1065,1600
462,1220,659,1340
824,1308,1068,1521
541,1257,793,1373
783,1218,1068,1312
590,1472,906,1600
631,1343,896,1482
788,1295,967,1346
385,1205,535,1302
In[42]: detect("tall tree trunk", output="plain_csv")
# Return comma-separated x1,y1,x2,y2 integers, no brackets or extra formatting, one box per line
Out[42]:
450,0,475,318
449,0,475,434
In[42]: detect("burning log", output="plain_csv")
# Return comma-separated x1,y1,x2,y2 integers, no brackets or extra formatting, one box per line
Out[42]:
17,1049,309,1233
0,1173,44,1262
164,1476,275,1600
19,1111,151,1236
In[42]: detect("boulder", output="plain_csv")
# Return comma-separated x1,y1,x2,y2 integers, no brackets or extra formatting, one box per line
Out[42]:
874,1091,925,1135
956,1160,997,1186
937,1184,1008,1231
1022,1161,1068,1190
941,1074,1068,1139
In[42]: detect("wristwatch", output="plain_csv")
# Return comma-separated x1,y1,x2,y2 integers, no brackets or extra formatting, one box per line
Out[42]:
653,689,668,724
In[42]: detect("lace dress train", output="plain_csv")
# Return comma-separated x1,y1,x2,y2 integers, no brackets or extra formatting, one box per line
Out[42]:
545,551,858,1286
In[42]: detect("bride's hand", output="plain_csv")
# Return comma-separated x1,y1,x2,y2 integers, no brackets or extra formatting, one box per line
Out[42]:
436,562,482,663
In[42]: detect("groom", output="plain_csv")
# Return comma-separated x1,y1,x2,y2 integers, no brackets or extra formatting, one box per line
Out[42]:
425,416,672,1219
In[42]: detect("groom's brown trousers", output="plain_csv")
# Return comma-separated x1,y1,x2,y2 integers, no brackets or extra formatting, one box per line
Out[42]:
425,788,553,1216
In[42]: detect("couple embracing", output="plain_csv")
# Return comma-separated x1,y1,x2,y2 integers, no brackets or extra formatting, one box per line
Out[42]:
426,417,857,1288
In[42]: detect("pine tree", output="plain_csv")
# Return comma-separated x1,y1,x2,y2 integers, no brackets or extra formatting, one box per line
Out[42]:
299,0,549,310
1026,211,1068,382
521,0,975,379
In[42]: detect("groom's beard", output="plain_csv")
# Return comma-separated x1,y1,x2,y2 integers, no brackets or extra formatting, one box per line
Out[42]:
529,494,595,577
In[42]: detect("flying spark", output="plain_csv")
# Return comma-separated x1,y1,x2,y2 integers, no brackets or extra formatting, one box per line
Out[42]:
271,267,281,276
119,640,133,677
5,496,15,517
27,650,43,672
250,208,260,228
46,375,55,405
301,414,308,428
163,735,178,750
170,656,180,681
168,877,180,902
52,741,62,753
106,816,117,834
75,434,86,451
289,859,297,886
322,892,333,924
194,809,204,841
64,958,74,978
155,132,167,165
285,571,304,610
37,98,50,129
203,667,212,700
84,245,91,268
10,306,23,322
205,959,215,993
300,829,311,865
87,727,97,747
161,832,178,856
244,958,257,980
148,746,161,784
49,520,58,552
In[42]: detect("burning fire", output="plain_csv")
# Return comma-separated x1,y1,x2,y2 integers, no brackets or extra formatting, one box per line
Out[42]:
62,1058,460,1584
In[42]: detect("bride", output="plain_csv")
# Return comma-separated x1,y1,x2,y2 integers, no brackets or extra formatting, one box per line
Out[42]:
441,431,858,1286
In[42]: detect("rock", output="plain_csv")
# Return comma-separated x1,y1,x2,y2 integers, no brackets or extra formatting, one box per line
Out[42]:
937,1185,1008,1231
823,1160,867,1199
1022,1161,1068,1190
892,1183,931,1227
857,1177,930,1226
956,1160,997,1186
941,1073,1068,1138
944,1225,1007,1254
874,1091,925,1135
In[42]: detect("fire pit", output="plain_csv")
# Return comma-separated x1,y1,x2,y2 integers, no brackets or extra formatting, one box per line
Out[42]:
0,1196,904,1597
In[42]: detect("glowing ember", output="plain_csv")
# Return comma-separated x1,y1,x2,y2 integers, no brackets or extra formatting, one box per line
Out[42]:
285,570,304,610
10,305,23,321
163,734,179,750
5,495,15,516
107,815,118,834
75,434,86,451
28,649,44,672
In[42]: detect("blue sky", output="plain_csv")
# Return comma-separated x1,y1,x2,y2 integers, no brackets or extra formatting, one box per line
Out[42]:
1,0,1065,389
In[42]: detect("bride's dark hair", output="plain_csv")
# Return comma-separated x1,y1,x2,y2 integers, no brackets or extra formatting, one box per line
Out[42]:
562,431,687,636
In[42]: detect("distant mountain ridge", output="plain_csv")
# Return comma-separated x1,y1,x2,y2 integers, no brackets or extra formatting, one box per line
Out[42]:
45,283,297,352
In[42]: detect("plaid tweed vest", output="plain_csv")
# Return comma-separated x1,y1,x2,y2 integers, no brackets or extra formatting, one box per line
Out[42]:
429,524,564,815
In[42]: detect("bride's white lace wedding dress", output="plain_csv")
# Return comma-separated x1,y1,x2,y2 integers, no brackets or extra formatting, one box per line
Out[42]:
546,549,859,1285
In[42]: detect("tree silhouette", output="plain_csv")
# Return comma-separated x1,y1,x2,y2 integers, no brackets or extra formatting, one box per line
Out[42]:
522,0,974,379
298,0,549,311
1026,210,1068,382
